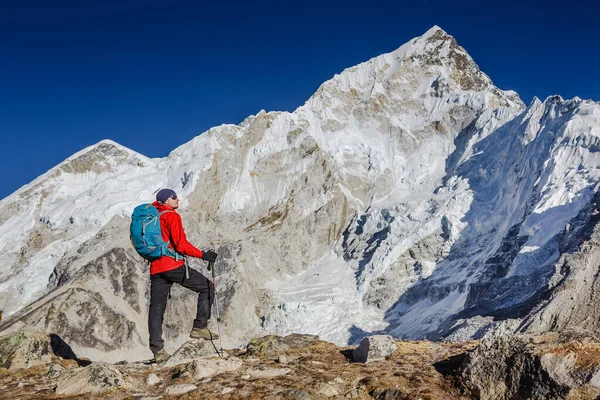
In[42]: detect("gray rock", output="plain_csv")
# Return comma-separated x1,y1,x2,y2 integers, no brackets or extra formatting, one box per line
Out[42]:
278,355,289,364
346,388,359,399
369,388,403,399
352,335,397,363
245,366,291,379
319,383,339,397
46,363,67,379
164,383,197,395
279,389,311,399
162,340,224,368
0,330,54,370
186,356,243,380
146,373,161,386
55,362,130,395
589,368,600,388
458,335,570,399
246,334,320,356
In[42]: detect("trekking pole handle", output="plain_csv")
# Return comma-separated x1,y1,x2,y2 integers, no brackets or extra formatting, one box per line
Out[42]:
208,261,216,278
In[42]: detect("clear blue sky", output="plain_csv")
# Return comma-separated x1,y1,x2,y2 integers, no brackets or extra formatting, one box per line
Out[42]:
1,0,598,200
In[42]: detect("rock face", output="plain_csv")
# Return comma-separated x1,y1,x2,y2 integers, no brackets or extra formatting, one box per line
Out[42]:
2,26,600,362
352,335,397,363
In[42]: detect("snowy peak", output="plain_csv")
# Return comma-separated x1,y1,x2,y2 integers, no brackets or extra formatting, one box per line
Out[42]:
421,25,446,39
304,26,524,121
59,139,151,175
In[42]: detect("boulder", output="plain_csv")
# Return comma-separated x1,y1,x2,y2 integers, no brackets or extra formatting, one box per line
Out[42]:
352,335,397,363
55,362,131,395
162,339,224,368
0,330,53,370
458,334,570,399
146,373,161,386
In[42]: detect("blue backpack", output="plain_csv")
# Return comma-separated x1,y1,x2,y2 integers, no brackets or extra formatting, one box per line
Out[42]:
130,204,182,262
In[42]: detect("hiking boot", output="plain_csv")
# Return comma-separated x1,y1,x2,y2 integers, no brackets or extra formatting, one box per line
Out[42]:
190,327,219,340
153,347,170,363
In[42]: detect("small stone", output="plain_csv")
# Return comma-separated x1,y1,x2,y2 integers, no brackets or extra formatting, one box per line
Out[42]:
278,355,289,364
165,383,197,395
319,384,339,397
280,389,311,399
241,374,251,380
18,382,25,387
200,377,212,383
187,357,243,380
46,363,67,379
334,377,344,384
246,366,291,379
311,360,323,365
370,388,402,398
146,373,161,386
221,387,235,394
346,388,359,399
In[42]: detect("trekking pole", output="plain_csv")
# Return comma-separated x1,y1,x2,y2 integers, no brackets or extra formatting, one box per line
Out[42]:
208,260,224,356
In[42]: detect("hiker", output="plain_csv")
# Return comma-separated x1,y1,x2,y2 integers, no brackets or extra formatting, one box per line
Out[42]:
147,188,218,363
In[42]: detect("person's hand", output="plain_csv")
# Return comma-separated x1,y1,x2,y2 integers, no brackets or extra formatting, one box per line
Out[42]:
201,250,218,262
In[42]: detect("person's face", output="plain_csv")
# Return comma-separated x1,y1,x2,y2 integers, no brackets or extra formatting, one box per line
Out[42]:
165,195,180,209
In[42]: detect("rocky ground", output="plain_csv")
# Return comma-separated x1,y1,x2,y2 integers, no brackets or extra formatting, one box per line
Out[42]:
3,329,600,399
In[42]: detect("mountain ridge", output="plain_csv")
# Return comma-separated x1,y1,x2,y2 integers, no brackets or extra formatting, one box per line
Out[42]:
1,26,599,363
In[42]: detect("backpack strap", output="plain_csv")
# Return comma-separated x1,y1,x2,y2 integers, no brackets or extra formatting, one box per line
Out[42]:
157,209,183,261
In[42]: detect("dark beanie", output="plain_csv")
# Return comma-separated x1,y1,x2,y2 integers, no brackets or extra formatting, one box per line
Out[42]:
156,188,177,203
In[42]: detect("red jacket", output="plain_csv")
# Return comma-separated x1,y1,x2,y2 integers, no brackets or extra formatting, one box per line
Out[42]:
150,201,204,275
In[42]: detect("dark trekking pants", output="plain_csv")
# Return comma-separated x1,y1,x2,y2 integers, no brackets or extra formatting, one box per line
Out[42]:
148,265,214,354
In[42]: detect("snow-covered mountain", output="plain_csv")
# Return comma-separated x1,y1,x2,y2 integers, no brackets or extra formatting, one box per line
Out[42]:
1,26,599,362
